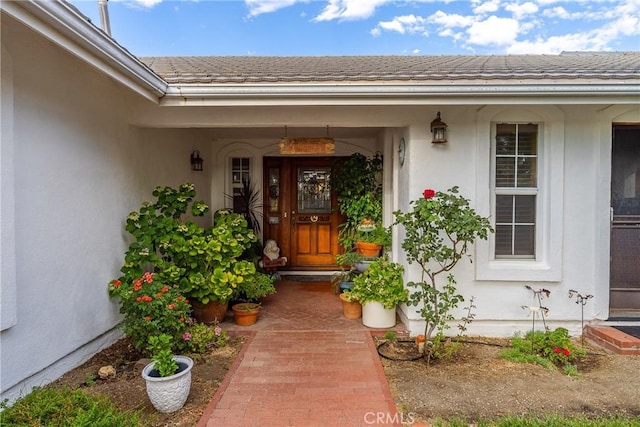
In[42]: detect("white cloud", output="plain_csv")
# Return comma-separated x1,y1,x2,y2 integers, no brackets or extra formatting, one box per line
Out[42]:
505,1,538,20
467,16,519,46
472,0,501,15
428,10,475,28
375,15,429,35
245,0,300,17
314,0,391,22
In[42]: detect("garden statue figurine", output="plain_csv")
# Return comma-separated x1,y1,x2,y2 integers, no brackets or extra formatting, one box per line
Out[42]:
259,239,287,279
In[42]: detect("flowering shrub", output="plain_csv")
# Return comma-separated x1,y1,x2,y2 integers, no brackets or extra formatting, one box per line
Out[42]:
177,321,228,354
394,187,493,357
502,328,586,375
109,272,190,351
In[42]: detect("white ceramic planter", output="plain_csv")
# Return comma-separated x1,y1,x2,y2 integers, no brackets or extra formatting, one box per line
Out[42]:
362,301,396,328
142,355,193,413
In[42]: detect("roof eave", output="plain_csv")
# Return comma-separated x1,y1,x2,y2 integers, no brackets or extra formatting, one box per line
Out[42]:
1,0,167,102
160,82,640,106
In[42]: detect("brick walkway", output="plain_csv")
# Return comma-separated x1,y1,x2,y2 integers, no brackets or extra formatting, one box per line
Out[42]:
197,278,406,427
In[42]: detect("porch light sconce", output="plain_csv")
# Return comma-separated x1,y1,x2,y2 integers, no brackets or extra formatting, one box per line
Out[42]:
430,111,448,144
190,150,203,171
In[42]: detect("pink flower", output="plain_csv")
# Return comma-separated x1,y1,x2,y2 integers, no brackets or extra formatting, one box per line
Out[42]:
215,326,222,336
423,189,435,199
183,332,191,341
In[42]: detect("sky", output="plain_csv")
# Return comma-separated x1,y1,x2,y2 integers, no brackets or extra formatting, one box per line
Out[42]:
68,0,640,57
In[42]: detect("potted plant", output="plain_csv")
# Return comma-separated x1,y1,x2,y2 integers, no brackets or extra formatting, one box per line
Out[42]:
141,334,193,414
350,258,408,328
355,222,391,257
231,302,262,326
233,271,276,303
331,251,364,293
331,152,384,253
339,290,362,319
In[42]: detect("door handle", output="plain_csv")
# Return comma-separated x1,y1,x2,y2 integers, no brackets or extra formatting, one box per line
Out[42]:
310,215,318,223
291,211,295,226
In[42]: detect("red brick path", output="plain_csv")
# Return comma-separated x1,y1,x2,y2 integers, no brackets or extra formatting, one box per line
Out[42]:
198,278,404,427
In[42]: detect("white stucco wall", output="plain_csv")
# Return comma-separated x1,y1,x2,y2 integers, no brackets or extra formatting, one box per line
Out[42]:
396,104,640,338
0,17,210,404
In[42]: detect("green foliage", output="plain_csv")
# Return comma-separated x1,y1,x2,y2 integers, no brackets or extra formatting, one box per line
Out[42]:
356,223,392,247
108,272,190,351
331,153,384,250
147,334,178,377
177,322,228,354
224,177,263,236
501,328,586,374
0,386,139,426
393,187,493,355
350,258,408,309
233,271,276,302
114,184,260,312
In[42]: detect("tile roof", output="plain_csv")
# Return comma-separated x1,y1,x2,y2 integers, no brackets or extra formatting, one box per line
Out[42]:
140,52,640,84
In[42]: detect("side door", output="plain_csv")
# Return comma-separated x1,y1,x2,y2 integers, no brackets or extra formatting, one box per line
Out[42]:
610,124,640,313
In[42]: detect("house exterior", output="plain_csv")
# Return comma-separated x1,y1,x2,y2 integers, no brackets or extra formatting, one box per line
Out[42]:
1,0,639,404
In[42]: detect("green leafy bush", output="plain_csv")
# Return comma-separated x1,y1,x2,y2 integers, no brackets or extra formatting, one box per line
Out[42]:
351,258,408,309
501,328,586,374
177,321,228,354
0,386,139,426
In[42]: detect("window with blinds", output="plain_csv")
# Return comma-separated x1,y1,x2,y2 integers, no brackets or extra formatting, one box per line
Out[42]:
494,123,538,258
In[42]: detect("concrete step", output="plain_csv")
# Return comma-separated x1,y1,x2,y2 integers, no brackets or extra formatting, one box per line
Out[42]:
583,325,640,355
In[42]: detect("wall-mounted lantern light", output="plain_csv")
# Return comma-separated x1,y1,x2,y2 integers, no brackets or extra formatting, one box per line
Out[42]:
430,112,448,144
190,150,203,171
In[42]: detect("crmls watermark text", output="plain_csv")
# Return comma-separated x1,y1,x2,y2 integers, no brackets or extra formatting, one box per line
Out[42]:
363,411,416,425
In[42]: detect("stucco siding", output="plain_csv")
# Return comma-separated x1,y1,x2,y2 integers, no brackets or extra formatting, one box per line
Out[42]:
0,17,208,404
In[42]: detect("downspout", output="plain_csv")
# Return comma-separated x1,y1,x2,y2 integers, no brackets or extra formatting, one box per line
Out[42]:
98,0,111,36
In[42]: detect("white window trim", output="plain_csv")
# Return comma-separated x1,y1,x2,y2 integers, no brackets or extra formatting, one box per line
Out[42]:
475,106,564,282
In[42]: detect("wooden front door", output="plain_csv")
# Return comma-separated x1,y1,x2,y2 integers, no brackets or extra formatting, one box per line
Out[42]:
263,157,342,270
610,124,640,312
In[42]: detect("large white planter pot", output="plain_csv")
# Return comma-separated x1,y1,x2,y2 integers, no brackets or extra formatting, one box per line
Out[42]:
142,355,193,413
362,301,396,328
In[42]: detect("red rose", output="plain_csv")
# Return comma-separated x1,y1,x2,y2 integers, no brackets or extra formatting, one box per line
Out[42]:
423,189,435,199
553,347,561,353
562,348,570,356
113,280,121,288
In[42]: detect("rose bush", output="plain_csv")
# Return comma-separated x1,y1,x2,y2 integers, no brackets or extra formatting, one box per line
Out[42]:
394,186,493,358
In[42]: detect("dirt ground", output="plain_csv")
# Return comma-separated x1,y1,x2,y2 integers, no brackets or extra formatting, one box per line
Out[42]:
379,337,640,424
48,335,246,427
46,335,640,426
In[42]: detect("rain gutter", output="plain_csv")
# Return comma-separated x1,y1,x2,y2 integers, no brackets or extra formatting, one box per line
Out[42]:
161,83,640,107
1,0,167,102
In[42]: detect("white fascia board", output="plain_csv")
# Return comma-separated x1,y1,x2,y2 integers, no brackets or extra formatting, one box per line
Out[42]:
1,0,167,102
161,83,640,107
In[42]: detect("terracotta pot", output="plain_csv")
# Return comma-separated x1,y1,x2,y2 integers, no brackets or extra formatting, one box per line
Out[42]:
356,241,381,257
191,300,229,324
232,303,261,326
339,293,362,319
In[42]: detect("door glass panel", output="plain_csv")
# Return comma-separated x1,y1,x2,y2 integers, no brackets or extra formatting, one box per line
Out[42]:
297,167,331,213
612,126,640,216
